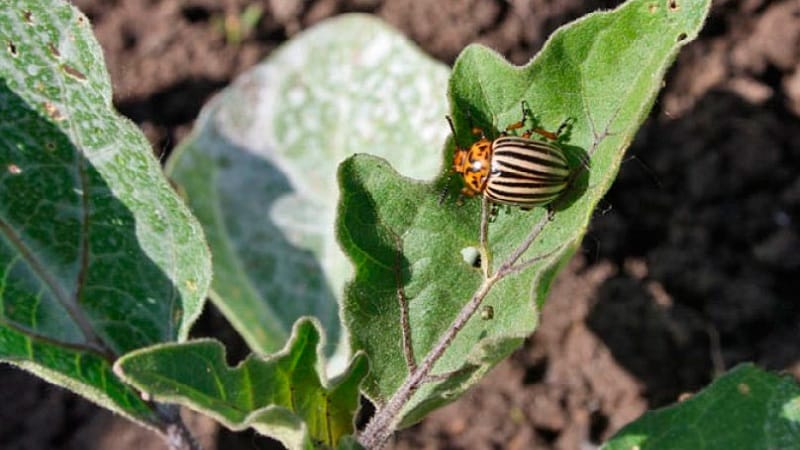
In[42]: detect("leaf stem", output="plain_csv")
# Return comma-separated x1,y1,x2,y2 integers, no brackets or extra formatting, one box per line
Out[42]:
155,404,203,450
358,271,501,449
398,284,416,372
479,196,492,278
395,234,416,371
499,208,554,275
358,201,557,449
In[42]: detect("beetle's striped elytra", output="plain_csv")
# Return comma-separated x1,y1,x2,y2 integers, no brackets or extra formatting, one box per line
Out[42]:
446,102,571,209
485,136,569,206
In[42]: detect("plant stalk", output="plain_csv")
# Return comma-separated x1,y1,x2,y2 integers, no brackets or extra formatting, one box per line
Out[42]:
156,404,203,450
358,203,555,449
357,272,501,449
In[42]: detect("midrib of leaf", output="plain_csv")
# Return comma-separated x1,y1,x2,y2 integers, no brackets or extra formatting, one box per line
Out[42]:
0,216,104,353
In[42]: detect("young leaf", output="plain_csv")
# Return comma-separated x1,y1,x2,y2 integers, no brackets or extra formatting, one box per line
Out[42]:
165,15,450,364
603,364,800,449
340,0,711,438
115,318,369,450
0,0,210,428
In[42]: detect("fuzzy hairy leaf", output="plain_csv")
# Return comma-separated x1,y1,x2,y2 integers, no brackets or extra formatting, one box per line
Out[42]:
165,15,449,368
603,364,800,450
339,0,710,426
0,0,210,427
115,319,369,450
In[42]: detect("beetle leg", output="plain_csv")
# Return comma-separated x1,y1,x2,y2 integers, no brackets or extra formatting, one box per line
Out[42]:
460,186,479,197
456,184,479,206
503,120,525,135
526,127,559,141
554,118,572,137
488,203,499,222
514,100,566,141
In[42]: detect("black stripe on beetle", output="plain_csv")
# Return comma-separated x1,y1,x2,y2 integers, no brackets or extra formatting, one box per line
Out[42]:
448,105,572,209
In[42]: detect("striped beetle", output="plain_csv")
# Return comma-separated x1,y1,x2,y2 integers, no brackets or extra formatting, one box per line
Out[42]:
446,103,570,209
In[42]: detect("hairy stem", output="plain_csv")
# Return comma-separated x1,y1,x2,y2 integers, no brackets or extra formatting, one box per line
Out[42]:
155,404,203,450
479,196,492,277
358,202,556,449
358,272,500,449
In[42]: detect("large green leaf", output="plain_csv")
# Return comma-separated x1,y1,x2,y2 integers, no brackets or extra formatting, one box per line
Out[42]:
340,0,711,432
166,14,450,365
603,364,800,449
115,318,369,450
0,0,210,428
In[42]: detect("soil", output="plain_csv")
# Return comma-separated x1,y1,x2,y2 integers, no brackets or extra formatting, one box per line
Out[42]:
3,0,799,449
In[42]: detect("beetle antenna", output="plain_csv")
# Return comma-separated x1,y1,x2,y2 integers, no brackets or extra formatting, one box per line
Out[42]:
438,175,452,205
446,115,459,145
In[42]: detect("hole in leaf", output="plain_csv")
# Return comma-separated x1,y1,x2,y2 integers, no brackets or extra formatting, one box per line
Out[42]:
7,164,22,175
7,40,17,57
648,3,658,13
460,246,481,268
677,32,688,41
23,10,33,24
668,0,679,11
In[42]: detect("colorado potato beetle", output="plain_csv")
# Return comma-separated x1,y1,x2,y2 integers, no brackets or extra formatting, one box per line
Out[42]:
447,103,570,209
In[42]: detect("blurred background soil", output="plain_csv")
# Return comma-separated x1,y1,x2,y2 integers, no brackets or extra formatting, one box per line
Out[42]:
3,0,799,449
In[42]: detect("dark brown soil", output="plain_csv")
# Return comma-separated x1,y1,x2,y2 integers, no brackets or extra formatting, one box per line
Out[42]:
4,0,799,449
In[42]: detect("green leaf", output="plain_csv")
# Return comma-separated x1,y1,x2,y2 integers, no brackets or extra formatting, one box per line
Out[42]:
0,0,210,427
336,435,366,450
166,14,450,363
339,0,710,427
115,318,369,450
603,364,800,450
0,325,157,422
